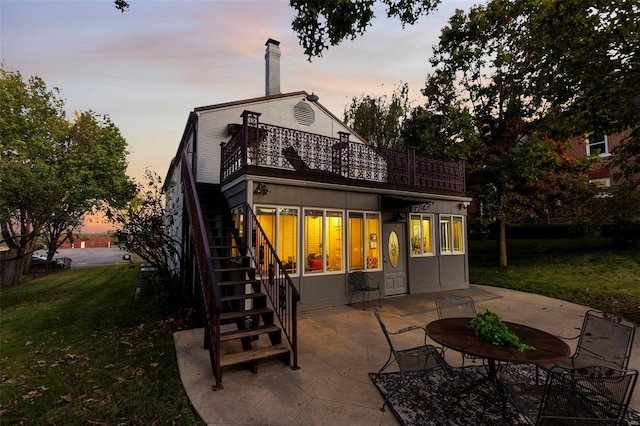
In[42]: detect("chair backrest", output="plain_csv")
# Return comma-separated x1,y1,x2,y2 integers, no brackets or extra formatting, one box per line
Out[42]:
373,309,396,352
349,270,368,290
436,295,477,319
575,310,636,369
538,365,638,424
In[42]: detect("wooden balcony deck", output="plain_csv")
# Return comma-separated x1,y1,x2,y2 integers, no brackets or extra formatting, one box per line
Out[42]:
221,110,465,194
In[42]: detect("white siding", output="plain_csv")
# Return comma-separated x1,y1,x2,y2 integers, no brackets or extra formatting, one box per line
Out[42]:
195,95,357,184
165,160,183,273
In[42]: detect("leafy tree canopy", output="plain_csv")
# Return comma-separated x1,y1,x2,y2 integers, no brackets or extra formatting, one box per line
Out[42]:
343,82,411,150
290,0,441,59
0,68,134,265
423,1,605,266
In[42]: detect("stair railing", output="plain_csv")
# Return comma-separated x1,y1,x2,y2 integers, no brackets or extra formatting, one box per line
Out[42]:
180,151,224,389
244,203,300,370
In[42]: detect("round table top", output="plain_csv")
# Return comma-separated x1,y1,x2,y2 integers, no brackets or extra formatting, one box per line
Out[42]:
426,317,571,365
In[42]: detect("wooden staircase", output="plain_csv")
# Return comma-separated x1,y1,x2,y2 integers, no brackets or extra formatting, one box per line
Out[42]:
197,184,291,375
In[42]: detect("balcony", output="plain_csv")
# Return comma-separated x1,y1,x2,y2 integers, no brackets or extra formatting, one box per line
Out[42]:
221,110,465,194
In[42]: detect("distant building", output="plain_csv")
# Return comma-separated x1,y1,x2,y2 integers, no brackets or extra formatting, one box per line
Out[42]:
58,236,112,249
568,128,632,188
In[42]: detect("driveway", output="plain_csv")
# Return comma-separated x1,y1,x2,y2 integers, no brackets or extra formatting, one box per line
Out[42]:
34,247,131,269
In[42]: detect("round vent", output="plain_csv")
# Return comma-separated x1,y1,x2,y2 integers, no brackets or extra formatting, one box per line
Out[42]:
293,102,315,126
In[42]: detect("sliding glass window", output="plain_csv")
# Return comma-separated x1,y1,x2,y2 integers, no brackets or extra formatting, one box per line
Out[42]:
348,211,381,270
255,206,299,274
304,209,344,274
410,214,434,256
440,215,464,254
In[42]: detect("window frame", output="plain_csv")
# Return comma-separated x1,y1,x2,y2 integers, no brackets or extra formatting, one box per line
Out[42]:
587,132,610,157
254,205,300,276
439,214,465,255
303,208,345,276
347,210,382,271
409,213,435,257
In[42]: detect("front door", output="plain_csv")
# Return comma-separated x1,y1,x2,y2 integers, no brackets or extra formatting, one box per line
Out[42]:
383,222,407,296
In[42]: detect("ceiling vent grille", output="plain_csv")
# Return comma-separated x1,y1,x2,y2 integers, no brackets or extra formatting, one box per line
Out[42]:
293,102,315,126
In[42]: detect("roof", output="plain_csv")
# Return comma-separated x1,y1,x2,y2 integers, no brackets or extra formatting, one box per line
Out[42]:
164,91,368,189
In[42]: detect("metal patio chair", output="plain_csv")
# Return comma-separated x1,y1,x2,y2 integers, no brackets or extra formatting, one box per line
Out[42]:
505,365,638,425
373,309,450,411
349,270,381,310
436,295,478,370
538,310,636,383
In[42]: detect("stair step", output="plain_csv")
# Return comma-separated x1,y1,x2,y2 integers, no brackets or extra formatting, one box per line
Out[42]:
220,307,272,321
217,266,254,273
220,344,290,368
220,324,281,341
219,279,260,287
221,292,266,302
212,256,250,262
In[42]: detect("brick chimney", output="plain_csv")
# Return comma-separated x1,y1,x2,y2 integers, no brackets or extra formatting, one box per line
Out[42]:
265,38,281,96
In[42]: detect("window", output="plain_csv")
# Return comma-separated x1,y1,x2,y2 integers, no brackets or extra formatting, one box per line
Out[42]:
589,177,611,188
440,215,464,254
230,205,244,258
348,211,381,270
304,209,343,274
410,214,434,256
589,178,613,199
255,206,299,274
587,132,609,157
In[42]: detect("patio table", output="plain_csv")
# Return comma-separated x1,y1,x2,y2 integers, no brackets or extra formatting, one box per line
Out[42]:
426,317,571,422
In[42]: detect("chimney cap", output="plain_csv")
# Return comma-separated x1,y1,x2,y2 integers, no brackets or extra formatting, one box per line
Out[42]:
266,38,280,46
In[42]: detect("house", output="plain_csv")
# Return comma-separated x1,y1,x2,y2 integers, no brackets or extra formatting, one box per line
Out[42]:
163,39,471,388
568,129,632,188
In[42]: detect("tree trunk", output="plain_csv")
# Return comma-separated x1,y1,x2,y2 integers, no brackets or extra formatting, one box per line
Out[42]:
497,217,508,267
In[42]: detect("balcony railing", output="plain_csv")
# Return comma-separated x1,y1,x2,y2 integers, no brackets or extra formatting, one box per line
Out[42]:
221,110,465,193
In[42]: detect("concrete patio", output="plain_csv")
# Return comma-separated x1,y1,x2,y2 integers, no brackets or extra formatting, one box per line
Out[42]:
174,285,639,425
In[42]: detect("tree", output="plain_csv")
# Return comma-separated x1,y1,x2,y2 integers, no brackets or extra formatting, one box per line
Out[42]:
343,83,411,150
0,68,133,272
109,170,182,305
290,0,441,59
514,0,640,241
423,2,600,266
292,0,639,266
114,0,129,12
401,105,476,160
1,68,68,266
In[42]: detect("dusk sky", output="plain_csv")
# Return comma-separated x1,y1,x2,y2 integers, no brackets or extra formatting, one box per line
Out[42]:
2,0,475,231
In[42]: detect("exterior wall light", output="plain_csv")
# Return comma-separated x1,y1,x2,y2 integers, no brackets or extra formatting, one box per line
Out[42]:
254,183,270,195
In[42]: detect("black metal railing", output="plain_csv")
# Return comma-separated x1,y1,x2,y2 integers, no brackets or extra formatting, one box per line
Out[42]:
244,203,300,370
221,110,465,193
180,151,224,390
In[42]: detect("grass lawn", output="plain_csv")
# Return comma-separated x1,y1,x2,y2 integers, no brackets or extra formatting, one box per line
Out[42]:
0,264,203,425
1,237,637,423
469,237,640,324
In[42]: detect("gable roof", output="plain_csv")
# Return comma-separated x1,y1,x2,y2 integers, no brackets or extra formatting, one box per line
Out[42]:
164,90,368,189
192,91,365,144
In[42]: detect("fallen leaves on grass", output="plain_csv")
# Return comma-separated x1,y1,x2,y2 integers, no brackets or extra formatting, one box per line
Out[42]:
22,386,48,400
